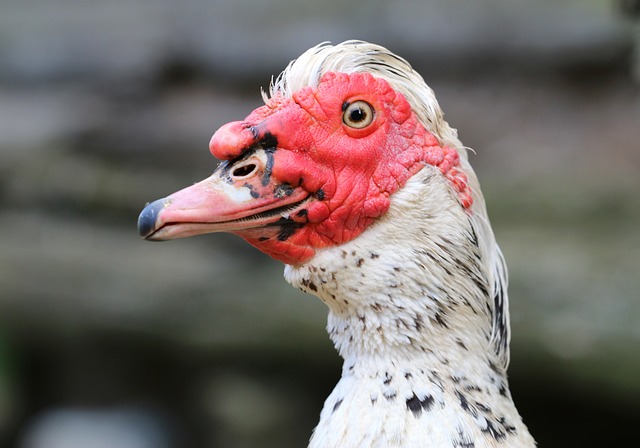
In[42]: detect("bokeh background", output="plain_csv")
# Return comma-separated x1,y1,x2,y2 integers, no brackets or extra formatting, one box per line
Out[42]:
1,0,639,447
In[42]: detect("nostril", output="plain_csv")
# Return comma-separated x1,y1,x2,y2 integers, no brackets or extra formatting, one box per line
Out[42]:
232,163,257,178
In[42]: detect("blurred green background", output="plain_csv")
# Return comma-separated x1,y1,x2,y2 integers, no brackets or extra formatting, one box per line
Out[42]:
1,0,639,447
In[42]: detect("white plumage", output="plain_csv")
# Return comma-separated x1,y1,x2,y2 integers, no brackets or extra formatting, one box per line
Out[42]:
279,41,534,447
139,40,536,447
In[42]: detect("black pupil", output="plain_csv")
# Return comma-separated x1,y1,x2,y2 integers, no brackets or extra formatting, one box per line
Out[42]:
350,107,366,122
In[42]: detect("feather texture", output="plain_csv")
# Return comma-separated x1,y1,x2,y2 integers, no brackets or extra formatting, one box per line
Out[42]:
139,40,535,448
271,40,511,369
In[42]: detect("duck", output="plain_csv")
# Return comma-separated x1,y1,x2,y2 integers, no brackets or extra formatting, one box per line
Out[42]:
138,40,536,448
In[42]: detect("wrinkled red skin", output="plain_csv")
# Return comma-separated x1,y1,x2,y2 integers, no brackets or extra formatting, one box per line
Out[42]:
209,72,471,265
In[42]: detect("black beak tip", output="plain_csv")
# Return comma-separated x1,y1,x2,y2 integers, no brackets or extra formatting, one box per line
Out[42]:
137,198,165,238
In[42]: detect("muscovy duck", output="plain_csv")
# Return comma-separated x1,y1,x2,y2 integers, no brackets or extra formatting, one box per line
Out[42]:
138,40,536,448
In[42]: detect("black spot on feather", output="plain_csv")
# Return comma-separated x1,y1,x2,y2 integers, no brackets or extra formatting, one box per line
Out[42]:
406,393,434,417
456,391,476,416
498,416,517,434
481,419,506,440
453,428,476,448
383,390,397,401
434,312,448,328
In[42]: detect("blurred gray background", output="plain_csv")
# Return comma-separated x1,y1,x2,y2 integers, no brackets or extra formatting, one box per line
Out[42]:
1,0,639,447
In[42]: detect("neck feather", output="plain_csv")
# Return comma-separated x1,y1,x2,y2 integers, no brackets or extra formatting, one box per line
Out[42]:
286,166,495,366
284,167,535,447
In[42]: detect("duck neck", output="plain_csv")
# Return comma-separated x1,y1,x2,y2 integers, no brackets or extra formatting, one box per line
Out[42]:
314,242,501,386
287,180,499,372
291,247,531,448
284,169,535,446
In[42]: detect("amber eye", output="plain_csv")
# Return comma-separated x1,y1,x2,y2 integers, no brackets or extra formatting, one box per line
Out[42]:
342,100,375,129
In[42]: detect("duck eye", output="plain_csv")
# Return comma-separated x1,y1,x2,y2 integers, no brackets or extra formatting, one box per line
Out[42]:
342,100,375,129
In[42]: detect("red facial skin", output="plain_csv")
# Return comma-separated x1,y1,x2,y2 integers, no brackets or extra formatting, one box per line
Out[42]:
206,71,471,265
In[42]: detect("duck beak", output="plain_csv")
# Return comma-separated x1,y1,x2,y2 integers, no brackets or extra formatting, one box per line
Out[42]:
138,148,309,241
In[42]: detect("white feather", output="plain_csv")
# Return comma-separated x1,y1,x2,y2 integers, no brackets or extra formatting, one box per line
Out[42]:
274,41,533,447
272,40,511,368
